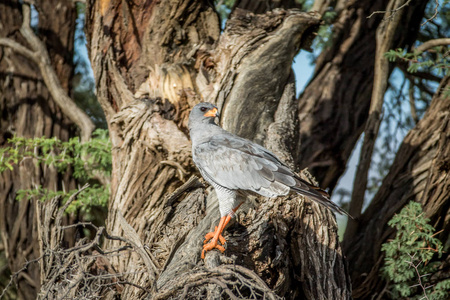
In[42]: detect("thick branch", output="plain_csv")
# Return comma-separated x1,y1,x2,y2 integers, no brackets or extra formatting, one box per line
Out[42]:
0,4,95,142
345,76,450,298
0,37,36,61
415,38,450,53
345,0,406,241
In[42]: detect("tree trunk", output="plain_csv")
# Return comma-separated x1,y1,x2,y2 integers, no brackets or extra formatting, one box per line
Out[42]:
86,1,350,299
344,76,450,298
0,1,77,298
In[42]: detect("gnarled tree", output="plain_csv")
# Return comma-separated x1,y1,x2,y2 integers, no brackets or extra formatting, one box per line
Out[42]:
84,0,351,298
0,1,80,299
1,0,447,299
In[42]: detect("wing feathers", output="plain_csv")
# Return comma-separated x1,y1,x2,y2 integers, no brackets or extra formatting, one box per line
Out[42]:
193,134,350,217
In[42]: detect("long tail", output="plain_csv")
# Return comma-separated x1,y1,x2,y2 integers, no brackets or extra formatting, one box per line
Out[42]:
292,179,353,219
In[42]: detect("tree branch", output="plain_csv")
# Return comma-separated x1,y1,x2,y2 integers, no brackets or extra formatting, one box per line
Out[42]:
345,0,407,241
0,3,95,142
408,79,419,124
398,63,442,83
421,0,439,26
366,0,412,19
0,38,36,61
415,38,450,54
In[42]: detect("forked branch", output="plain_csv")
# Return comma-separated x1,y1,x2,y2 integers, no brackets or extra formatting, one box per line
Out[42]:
0,3,94,142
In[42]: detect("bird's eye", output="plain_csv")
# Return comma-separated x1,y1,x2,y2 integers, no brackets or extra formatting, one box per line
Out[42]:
200,107,208,112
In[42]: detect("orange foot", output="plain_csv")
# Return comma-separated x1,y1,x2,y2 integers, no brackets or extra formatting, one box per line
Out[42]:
202,226,227,259
204,226,227,245
201,204,243,260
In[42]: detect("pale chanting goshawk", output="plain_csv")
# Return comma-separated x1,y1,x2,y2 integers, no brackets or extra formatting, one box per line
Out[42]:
188,102,350,259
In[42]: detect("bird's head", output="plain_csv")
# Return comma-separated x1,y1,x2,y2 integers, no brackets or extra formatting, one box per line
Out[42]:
188,102,220,129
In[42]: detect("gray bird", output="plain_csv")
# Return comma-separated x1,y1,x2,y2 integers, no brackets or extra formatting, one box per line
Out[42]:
188,102,350,258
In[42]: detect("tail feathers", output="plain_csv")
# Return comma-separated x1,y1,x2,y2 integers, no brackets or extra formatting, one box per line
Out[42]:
292,183,353,219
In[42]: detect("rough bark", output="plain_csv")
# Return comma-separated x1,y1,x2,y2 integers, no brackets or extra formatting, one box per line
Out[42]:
0,1,77,299
344,76,450,299
296,0,427,190
85,1,350,299
232,0,303,14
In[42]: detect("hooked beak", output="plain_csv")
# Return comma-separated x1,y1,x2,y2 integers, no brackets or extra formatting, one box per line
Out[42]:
204,107,219,118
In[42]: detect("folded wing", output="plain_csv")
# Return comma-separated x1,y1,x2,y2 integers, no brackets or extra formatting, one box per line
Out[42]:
193,134,351,217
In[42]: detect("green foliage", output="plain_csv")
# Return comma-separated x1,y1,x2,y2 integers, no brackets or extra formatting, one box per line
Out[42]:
311,10,337,52
0,129,111,214
381,201,449,299
384,47,449,76
443,86,450,98
15,184,108,215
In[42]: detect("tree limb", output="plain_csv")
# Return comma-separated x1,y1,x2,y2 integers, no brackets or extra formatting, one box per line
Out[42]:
415,38,450,54
0,3,95,142
0,38,36,61
366,0,412,19
345,0,407,241
398,63,442,83
408,79,419,124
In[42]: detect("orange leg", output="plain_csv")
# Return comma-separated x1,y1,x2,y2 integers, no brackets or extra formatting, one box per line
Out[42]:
201,202,243,259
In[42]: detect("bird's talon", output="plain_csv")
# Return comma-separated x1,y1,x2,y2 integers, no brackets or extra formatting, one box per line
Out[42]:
216,244,225,252
204,227,218,242
202,239,226,258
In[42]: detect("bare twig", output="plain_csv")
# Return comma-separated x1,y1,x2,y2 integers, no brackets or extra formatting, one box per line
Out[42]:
0,256,45,299
56,184,90,223
407,254,431,300
367,0,412,19
421,0,439,26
